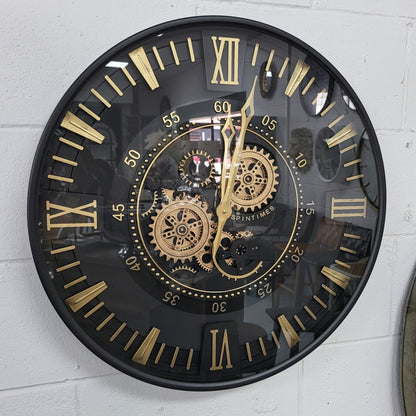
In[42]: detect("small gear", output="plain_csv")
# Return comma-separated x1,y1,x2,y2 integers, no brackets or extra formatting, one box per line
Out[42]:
170,265,197,274
235,230,254,239
141,191,159,218
195,231,234,272
178,149,215,188
161,188,175,202
149,193,215,263
231,145,279,212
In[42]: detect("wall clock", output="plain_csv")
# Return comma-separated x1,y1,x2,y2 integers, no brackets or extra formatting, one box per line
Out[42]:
28,16,386,390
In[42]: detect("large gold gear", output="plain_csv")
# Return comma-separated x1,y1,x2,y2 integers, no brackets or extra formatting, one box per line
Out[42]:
231,145,279,212
149,193,215,263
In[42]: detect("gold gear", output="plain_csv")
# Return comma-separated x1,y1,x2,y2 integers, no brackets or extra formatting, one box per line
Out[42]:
235,230,254,239
231,145,279,212
141,191,159,218
149,193,214,263
178,149,215,187
170,265,197,274
195,231,234,271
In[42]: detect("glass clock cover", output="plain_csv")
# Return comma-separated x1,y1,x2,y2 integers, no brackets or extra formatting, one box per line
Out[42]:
28,16,385,390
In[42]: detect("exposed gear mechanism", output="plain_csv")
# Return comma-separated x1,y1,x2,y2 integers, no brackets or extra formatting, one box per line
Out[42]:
216,238,265,278
231,145,279,212
195,231,234,272
149,192,215,263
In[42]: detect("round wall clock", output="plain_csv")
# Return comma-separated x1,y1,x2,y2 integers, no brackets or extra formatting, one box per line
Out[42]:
28,16,386,390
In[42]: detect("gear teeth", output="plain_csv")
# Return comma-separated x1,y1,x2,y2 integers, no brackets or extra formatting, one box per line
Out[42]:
178,150,215,188
161,188,175,202
196,254,214,272
231,145,279,212
141,191,159,218
235,230,254,239
171,265,197,274
195,231,234,271
148,192,214,264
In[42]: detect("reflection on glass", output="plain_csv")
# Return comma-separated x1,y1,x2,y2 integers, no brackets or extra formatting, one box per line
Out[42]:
342,91,357,110
300,58,333,116
315,127,340,181
259,61,277,98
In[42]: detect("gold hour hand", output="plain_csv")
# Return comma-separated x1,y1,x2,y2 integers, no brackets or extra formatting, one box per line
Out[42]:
219,111,235,200
212,111,235,261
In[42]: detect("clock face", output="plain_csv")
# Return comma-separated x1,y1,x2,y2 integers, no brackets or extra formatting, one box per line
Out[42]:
28,16,385,390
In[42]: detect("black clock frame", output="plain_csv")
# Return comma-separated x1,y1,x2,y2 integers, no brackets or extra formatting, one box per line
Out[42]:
27,15,386,390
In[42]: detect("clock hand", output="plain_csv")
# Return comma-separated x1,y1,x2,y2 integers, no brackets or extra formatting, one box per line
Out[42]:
219,110,235,201
212,76,262,279
212,111,235,270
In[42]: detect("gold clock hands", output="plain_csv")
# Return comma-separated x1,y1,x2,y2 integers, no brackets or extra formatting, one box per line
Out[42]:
212,77,262,279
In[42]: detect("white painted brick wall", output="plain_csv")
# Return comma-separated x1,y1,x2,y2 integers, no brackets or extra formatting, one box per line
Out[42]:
1,1,414,415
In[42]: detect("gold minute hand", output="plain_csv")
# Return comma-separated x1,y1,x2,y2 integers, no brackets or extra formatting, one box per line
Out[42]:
212,77,261,278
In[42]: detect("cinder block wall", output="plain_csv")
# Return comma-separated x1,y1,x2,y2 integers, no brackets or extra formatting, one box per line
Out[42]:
1,1,415,415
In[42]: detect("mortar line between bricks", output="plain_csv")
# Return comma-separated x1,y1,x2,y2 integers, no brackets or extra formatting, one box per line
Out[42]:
401,22,414,129
322,334,399,349
0,372,119,394
383,232,416,238
0,124,44,129
376,129,416,134
199,0,311,10
0,257,34,265
309,5,416,20
199,1,416,21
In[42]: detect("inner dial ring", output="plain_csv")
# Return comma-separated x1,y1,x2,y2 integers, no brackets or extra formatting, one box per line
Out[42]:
131,122,302,299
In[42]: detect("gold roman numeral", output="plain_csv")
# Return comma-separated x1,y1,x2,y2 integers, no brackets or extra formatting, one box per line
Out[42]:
277,315,300,348
331,197,367,219
60,111,105,144
210,328,233,371
326,122,357,148
132,327,160,365
211,36,240,85
65,281,107,312
285,60,310,97
46,200,97,230
321,266,350,289
129,46,159,90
